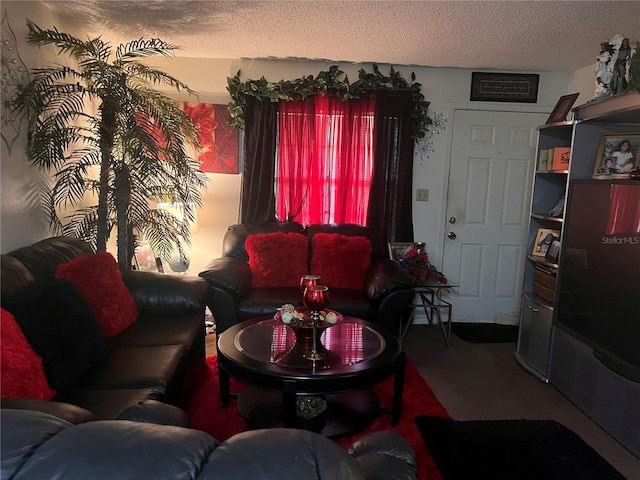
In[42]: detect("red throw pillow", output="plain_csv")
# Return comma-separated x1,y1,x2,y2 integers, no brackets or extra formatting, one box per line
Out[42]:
56,251,138,338
246,232,309,288
1,308,55,400
310,233,372,289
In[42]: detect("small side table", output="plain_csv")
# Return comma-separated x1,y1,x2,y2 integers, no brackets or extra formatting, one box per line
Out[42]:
402,280,458,346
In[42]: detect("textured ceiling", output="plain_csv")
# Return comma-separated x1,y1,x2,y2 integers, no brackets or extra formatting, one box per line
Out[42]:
40,0,640,72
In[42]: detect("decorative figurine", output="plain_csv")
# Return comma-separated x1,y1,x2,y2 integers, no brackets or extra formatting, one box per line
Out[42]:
595,34,632,99
611,38,631,95
594,41,614,99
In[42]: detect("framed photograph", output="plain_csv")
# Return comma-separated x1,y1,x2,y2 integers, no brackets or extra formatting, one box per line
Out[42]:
545,240,561,264
546,93,579,124
593,134,640,176
388,242,415,263
532,228,560,257
470,72,539,103
134,243,160,272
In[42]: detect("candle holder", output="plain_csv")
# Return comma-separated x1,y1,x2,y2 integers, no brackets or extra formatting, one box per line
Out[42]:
302,285,330,361
300,275,321,295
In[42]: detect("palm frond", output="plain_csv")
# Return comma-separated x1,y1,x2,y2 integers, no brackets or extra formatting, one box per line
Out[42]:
61,206,103,247
36,180,64,235
115,37,178,61
137,208,185,260
50,146,101,204
30,65,85,85
26,20,111,62
124,62,197,95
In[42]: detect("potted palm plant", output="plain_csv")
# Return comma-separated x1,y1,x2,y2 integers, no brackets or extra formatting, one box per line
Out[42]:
15,21,208,272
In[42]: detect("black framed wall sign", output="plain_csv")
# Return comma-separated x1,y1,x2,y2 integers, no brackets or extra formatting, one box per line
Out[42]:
470,72,539,103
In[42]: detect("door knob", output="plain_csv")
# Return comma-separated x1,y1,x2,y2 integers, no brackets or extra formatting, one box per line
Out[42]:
448,231,457,240
449,216,456,224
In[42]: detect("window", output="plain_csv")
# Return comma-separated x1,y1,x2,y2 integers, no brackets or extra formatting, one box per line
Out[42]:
274,93,376,225
241,90,415,242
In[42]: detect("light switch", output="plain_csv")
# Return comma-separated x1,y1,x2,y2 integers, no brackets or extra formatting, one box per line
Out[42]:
416,188,429,201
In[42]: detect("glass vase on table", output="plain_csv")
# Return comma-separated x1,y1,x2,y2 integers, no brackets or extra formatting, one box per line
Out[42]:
302,285,330,361
300,275,321,295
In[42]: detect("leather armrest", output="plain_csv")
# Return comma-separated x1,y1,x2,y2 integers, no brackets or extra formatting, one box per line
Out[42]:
364,259,416,301
348,430,416,465
348,431,417,480
200,428,364,479
2,414,217,480
117,400,191,427
121,271,209,314
1,398,96,425
199,257,252,300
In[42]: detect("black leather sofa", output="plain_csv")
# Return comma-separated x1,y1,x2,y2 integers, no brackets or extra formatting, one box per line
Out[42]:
1,236,208,419
1,408,417,480
199,222,415,337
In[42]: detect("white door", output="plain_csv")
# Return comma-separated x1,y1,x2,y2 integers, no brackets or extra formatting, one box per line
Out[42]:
442,110,548,324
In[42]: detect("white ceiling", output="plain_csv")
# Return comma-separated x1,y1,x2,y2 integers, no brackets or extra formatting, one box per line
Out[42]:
40,0,640,73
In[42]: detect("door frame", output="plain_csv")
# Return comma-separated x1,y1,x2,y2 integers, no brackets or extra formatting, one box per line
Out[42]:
434,102,553,273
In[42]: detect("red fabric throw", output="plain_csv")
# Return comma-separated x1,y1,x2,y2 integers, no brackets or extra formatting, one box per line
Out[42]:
246,232,309,288
310,233,372,289
1,308,55,400
186,355,450,480
56,252,138,338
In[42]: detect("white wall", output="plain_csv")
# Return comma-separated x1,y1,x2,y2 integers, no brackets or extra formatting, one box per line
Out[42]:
2,2,587,277
568,64,599,107
2,3,64,250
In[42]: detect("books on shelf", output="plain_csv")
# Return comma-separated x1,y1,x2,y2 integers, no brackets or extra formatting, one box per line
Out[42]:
551,147,571,170
538,149,549,171
537,147,571,171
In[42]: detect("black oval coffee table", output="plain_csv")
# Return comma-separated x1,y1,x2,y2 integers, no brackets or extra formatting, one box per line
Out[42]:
216,316,405,437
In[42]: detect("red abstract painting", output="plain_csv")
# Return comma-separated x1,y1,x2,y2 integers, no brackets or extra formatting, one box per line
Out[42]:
181,102,239,174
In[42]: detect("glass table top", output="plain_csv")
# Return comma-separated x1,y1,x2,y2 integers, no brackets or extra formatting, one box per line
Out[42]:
414,279,458,289
233,318,386,371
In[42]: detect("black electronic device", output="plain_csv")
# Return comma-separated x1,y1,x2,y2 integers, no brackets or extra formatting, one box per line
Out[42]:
556,180,640,381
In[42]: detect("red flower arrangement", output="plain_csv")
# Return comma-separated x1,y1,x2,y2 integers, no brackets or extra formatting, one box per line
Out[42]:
401,244,448,284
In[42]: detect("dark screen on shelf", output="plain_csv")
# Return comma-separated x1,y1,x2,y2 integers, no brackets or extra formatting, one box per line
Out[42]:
557,180,640,378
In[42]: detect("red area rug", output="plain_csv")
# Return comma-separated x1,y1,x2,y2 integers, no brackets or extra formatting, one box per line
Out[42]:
186,356,450,479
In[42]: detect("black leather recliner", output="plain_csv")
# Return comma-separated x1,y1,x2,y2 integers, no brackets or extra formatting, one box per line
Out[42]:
1,408,418,480
199,222,415,337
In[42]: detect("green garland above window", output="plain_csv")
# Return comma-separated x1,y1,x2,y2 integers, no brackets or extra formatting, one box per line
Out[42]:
226,64,432,139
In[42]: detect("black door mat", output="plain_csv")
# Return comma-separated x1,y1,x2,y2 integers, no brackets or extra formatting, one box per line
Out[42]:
450,322,518,343
415,416,624,480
